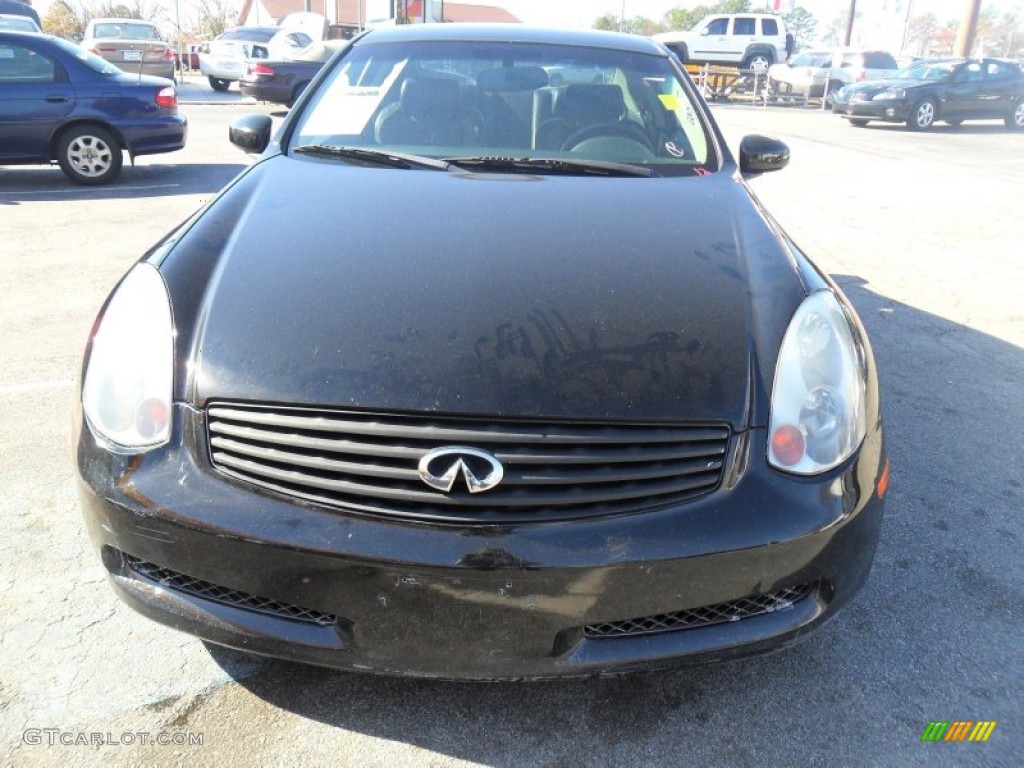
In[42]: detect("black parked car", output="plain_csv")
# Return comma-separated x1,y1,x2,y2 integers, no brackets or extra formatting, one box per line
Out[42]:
832,56,1024,130
0,31,186,183
240,39,347,107
75,24,887,679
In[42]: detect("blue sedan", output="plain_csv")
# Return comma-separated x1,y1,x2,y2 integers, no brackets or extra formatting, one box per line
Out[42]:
0,31,186,184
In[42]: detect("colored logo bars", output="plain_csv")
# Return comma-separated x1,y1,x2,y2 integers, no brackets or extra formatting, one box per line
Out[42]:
921,721,997,742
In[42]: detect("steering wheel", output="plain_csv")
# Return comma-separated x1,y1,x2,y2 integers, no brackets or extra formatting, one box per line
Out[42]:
561,122,655,153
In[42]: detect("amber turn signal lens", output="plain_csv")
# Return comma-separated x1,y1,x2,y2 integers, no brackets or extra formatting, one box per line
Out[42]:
771,425,805,466
876,459,891,498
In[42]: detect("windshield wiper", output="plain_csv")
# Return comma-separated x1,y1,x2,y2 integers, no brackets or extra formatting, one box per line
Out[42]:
444,156,656,178
292,145,451,171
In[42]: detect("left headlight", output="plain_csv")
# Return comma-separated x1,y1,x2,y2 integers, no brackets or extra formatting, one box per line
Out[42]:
768,290,867,475
82,263,173,450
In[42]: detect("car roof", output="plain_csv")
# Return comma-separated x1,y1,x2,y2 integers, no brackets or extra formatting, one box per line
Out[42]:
358,23,666,56
88,17,158,25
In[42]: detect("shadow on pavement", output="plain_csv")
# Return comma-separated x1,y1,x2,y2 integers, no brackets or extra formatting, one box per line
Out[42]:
0,162,246,204
202,275,1022,765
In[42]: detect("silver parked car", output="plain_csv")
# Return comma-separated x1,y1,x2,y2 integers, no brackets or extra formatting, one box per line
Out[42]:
82,18,174,81
199,26,312,92
768,48,898,104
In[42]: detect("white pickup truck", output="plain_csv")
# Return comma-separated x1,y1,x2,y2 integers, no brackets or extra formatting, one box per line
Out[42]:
653,13,789,73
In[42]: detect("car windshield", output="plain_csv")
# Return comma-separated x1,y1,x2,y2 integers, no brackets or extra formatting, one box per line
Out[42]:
894,60,957,80
52,36,120,74
0,16,38,31
91,22,162,40
292,39,715,175
218,27,277,43
790,52,831,68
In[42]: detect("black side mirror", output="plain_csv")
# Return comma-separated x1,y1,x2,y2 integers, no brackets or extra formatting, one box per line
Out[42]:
739,134,790,176
229,114,273,154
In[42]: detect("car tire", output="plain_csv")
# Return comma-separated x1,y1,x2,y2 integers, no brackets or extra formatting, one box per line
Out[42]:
1007,99,1024,130
742,52,772,74
56,125,122,185
288,82,308,108
209,76,231,92
848,118,869,127
907,98,937,130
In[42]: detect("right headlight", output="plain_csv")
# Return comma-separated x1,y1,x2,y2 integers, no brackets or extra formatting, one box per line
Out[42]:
873,86,905,100
768,290,867,475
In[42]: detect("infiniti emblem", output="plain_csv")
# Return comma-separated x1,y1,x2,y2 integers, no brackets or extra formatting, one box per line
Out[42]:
418,447,504,494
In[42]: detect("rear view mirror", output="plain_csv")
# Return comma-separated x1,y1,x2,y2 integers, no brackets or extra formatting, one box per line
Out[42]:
739,135,790,176
229,114,272,154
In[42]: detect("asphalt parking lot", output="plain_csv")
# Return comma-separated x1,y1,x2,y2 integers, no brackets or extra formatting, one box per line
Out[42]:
1,87,1022,766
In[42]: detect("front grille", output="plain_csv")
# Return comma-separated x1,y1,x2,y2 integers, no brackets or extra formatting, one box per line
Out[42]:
583,584,816,638
206,403,730,522
125,556,337,626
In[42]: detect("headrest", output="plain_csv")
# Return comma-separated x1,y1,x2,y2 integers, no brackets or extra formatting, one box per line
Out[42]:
400,78,461,116
557,84,625,122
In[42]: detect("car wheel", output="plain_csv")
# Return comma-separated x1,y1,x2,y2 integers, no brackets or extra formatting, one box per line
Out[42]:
209,76,231,92
848,118,869,127
907,98,937,130
288,82,309,108
1007,99,1024,130
743,53,771,74
56,125,122,185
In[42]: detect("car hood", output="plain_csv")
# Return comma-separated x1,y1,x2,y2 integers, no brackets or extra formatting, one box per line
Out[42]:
165,155,809,427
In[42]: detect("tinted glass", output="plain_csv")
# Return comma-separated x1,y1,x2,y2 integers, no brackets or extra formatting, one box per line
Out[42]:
91,23,163,40
0,42,54,81
219,27,277,43
863,52,897,68
704,19,728,35
791,51,830,68
0,16,38,31
895,59,957,80
733,18,755,36
985,60,1013,79
52,36,120,74
293,40,715,175
762,19,779,36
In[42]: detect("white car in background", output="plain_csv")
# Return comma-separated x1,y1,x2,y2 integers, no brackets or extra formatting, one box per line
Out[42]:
653,13,788,72
200,26,312,92
768,49,899,104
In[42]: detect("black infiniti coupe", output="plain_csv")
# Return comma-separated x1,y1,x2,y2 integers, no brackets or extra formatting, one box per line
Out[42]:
75,24,888,679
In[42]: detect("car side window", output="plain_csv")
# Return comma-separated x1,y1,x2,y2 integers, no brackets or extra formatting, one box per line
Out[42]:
762,19,779,36
984,61,1011,80
704,19,728,35
964,62,983,82
840,53,860,68
733,18,755,36
0,44,56,82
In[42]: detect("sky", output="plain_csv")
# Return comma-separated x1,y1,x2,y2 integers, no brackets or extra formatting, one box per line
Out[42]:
28,0,991,39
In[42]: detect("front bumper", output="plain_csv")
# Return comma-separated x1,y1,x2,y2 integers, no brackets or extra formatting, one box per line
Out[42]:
832,98,910,123
76,403,886,680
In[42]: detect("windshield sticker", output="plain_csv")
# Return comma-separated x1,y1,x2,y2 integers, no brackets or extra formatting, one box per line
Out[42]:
658,93,680,110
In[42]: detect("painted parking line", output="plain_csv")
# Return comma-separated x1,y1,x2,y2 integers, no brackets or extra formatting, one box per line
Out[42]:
0,379,74,394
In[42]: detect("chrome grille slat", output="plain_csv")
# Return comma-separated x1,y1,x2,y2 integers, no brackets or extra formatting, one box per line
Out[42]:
207,403,730,522
208,406,726,445
211,451,722,506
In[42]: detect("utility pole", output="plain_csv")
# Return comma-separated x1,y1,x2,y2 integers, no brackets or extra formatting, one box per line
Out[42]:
953,0,982,57
843,0,856,46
